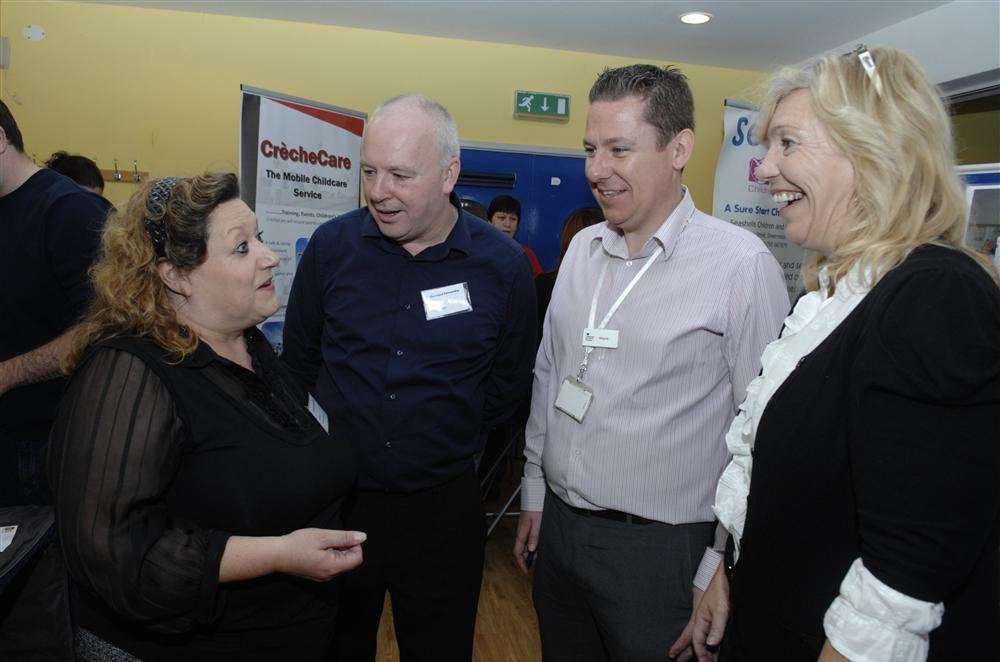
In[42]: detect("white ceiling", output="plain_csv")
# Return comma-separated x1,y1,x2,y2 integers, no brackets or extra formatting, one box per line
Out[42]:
88,0,952,72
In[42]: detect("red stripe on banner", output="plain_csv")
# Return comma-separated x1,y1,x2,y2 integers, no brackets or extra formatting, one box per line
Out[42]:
271,98,365,137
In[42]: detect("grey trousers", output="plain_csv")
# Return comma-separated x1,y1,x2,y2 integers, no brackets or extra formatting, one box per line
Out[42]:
532,492,714,662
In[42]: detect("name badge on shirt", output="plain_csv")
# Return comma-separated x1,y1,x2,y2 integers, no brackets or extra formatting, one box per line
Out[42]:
582,328,619,349
421,282,473,321
307,394,330,433
0,525,16,553
554,377,594,423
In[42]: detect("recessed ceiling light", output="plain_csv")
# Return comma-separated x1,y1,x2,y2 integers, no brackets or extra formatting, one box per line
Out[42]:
679,11,713,25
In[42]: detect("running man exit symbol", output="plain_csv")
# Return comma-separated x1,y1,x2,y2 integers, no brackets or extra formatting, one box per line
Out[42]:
514,90,571,120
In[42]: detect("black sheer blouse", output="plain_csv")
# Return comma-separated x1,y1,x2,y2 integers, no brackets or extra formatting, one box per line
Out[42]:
48,328,357,660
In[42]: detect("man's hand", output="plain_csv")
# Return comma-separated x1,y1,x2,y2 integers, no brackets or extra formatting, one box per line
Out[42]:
690,563,729,661
668,586,705,661
513,510,542,575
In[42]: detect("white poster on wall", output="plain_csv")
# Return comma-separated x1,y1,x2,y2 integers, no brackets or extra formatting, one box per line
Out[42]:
712,100,804,300
958,164,1000,269
240,86,365,351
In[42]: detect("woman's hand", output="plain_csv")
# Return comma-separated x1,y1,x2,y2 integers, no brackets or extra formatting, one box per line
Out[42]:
274,528,366,582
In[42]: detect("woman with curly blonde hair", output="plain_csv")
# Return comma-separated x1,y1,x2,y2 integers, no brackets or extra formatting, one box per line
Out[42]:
672,47,1000,662
49,173,362,660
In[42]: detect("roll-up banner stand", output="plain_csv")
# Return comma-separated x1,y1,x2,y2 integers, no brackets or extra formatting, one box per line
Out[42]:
712,99,804,300
958,163,1000,269
240,85,366,351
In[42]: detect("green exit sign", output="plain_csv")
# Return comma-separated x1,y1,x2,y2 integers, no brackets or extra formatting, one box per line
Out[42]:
514,90,571,120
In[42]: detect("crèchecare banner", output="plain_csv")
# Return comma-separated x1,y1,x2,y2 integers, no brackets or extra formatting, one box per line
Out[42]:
712,100,803,301
240,85,365,351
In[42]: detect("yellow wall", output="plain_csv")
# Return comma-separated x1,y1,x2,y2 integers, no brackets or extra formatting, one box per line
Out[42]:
1,0,767,209
953,109,1000,166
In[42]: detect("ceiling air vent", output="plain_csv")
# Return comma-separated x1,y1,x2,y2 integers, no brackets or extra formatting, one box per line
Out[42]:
456,171,516,188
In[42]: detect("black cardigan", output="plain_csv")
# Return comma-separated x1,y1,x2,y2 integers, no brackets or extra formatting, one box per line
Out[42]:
727,245,1000,661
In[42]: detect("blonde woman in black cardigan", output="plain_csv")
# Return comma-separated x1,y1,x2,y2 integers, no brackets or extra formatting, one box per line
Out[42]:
672,47,1000,662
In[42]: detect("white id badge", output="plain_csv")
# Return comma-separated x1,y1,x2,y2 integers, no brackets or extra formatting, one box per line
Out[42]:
554,377,594,423
581,328,619,349
307,394,330,433
421,282,473,320
0,525,16,553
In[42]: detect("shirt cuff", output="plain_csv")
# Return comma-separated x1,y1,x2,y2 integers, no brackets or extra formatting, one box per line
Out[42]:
823,558,944,662
693,548,723,591
195,529,232,626
521,476,546,512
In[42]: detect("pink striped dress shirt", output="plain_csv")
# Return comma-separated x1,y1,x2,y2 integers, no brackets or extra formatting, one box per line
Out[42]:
522,189,789,524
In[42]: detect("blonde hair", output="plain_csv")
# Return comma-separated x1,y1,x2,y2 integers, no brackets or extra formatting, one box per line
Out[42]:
65,173,240,371
756,46,999,291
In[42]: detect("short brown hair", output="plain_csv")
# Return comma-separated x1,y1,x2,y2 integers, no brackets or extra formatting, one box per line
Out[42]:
488,195,521,221
589,64,694,148
46,151,104,191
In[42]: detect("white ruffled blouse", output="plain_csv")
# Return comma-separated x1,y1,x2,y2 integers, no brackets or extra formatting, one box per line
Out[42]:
712,264,944,662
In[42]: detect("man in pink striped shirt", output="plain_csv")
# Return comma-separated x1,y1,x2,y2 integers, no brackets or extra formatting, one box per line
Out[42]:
514,64,788,661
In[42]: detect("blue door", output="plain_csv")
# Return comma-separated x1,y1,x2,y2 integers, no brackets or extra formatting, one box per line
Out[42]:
456,147,597,271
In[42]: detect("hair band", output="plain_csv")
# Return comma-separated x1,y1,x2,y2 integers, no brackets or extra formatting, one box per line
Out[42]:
142,177,180,258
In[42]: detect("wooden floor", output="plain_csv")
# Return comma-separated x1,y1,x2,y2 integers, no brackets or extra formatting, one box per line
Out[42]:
375,488,542,661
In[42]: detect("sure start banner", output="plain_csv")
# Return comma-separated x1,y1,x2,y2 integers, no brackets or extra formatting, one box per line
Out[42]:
240,85,365,350
712,100,803,301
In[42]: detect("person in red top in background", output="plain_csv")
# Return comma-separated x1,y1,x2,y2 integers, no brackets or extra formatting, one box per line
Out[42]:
489,194,543,276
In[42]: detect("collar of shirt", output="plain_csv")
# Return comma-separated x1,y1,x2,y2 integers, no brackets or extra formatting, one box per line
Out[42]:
591,187,695,262
360,191,472,262
179,326,269,370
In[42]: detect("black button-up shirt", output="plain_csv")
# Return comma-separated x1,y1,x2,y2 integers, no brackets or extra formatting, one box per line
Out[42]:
282,194,536,491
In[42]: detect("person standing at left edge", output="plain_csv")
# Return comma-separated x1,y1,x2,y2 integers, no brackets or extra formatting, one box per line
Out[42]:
282,94,536,662
0,100,110,658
